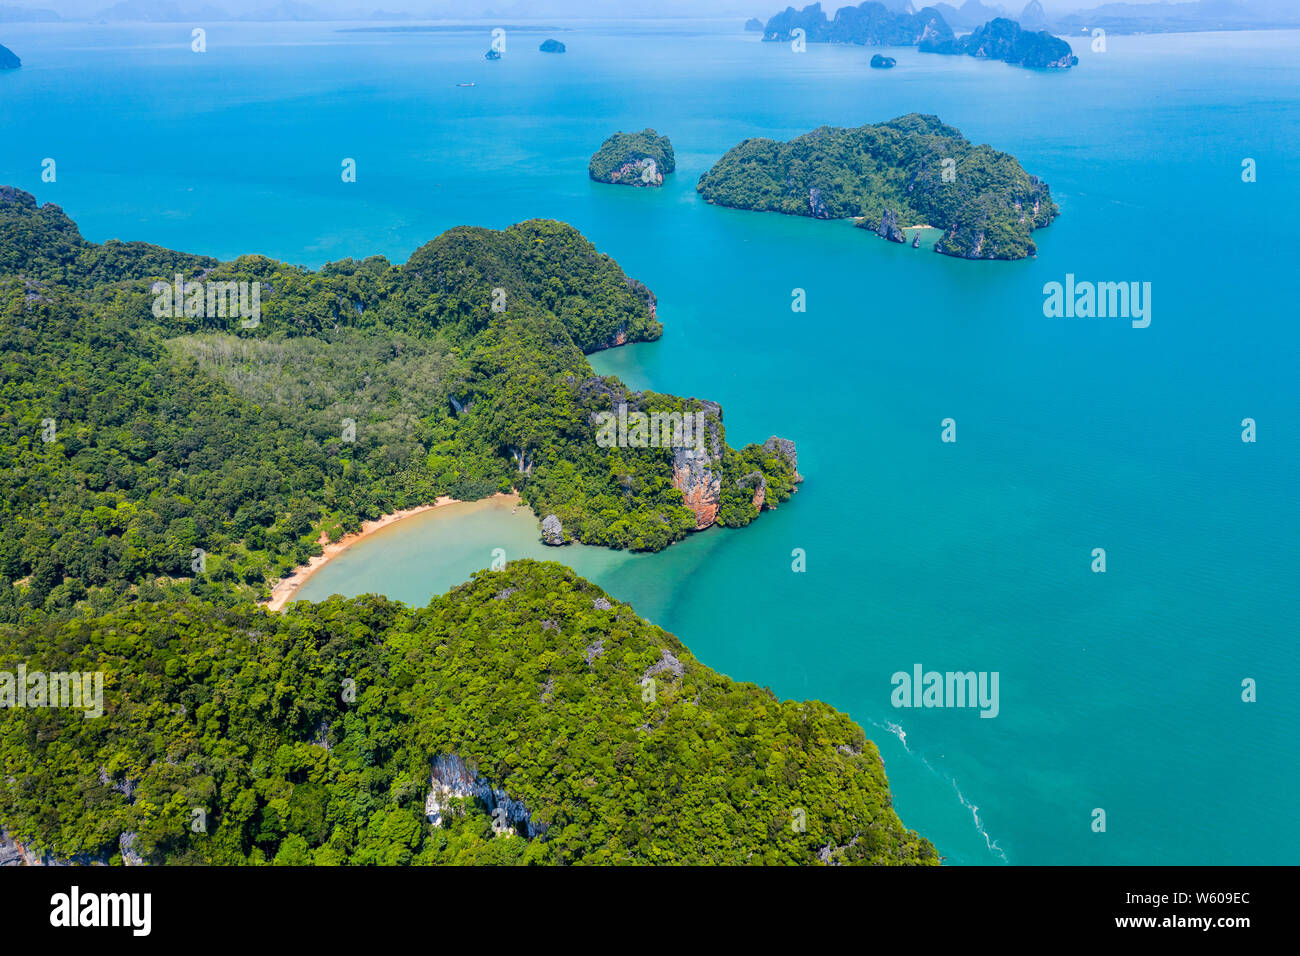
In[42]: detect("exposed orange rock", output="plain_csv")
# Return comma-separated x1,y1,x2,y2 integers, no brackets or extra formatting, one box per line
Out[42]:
673,458,720,529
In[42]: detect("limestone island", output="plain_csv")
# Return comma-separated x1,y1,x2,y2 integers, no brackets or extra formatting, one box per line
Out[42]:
745,16,764,31
485,48,501,60
696,113,1059,260
870,53,896,68
0,43,20,70
919,16,1078,69
589,129,676,187
539,38,566,53
759,3,1077,70
761,2,954,46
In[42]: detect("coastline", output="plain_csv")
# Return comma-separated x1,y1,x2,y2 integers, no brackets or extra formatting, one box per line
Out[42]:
262,492,518,612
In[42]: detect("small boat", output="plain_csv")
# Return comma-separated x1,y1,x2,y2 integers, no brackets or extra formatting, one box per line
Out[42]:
456,82,476,88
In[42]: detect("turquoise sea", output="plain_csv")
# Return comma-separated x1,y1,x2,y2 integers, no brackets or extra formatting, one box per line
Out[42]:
2,20,1296,865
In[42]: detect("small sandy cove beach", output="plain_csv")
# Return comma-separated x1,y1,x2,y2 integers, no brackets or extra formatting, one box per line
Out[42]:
263,492,518,611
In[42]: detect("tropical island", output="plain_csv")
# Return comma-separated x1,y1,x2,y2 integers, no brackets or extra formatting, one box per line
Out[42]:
919,16,1077,69
745,16,765,31
0,42,19,69
760,3,1077,71
870,53,897,68
696,113,1059,260
0,185,935,866
588,129,676,187
539,38,566,53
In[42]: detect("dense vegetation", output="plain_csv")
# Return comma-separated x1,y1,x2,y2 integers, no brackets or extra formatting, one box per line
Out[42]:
761,2,953,46
588,130,676,187
919,16,1078,69
696,113,1059,259
0,186,798,623
0,561,937,865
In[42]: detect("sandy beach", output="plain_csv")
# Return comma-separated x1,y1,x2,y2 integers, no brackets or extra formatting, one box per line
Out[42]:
263,492,518,611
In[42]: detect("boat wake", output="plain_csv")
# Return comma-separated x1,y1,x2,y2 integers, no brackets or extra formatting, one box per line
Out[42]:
948,777,1008,863
871,719,1009,864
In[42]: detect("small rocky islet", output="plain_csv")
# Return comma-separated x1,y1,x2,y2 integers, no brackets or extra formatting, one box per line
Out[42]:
588,129,676,187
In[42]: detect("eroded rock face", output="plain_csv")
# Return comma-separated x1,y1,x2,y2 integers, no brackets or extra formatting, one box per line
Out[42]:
0,829,30,866
739,470,767,510
671,402,724,529
809,186,830,218
876,208,906,243
0,826,115,866
119,832,144,867
642,648,684,681
424,754,546,839
672,446,722,530
609,157,663,186
764,435,803,483
541,513,565,545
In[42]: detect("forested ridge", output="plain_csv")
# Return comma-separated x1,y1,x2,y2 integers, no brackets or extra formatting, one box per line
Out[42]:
697,113,1059,259
0,562,937,865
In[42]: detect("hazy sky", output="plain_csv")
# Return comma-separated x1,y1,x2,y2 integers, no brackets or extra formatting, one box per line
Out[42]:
0,0,1244,21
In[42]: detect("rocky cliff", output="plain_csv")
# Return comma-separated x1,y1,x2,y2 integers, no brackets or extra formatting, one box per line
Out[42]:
670,414,803,531
0,826,140,866
425,754,547,839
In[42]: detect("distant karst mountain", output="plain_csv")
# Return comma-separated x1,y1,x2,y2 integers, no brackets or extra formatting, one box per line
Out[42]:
1053,0,1300,35
0,5,59,20
920,15,1077,68
760,2,1075,70
934,0,1006,30
1018,0,1047,30
762,2,953,46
